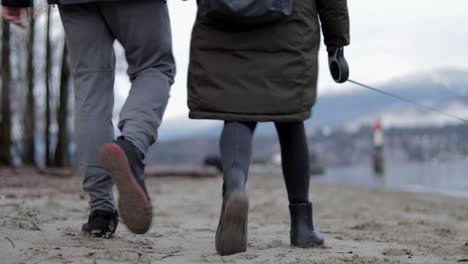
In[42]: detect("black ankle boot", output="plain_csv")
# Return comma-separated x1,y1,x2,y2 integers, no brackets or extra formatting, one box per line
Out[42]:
289,202,324,247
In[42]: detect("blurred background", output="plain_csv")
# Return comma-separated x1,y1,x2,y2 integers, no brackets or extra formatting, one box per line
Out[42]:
1,0,468,197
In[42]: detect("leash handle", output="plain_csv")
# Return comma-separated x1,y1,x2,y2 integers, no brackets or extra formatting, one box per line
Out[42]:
328,47,349,83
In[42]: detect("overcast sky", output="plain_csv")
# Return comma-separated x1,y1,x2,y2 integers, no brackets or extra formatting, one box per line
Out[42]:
113,0,468,121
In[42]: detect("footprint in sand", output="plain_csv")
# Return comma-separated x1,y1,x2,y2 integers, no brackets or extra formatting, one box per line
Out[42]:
382,248,412,257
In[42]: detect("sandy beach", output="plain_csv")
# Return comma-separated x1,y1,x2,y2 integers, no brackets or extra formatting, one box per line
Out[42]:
1,168,468,264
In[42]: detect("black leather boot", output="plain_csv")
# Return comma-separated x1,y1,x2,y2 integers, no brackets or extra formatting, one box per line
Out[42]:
215,169,249,256
289,202,324,247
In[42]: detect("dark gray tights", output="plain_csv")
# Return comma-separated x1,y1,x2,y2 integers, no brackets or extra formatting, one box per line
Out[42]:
220,121,310,204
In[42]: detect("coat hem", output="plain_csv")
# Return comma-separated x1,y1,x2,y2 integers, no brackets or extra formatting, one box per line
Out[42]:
189,110,311,122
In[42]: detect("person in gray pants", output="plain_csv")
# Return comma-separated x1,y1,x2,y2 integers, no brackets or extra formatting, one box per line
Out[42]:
2,0,175,237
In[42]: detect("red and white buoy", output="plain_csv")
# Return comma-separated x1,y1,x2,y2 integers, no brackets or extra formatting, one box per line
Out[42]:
373,120,385,175
373,121,384,148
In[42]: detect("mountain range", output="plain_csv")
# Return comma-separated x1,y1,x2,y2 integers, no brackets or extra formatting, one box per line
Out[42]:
157,67,468,141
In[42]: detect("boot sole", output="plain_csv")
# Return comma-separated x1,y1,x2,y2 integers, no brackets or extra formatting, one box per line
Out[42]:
215,192,249,256
292,241,324,248
291,231,325,248
100,143,152,234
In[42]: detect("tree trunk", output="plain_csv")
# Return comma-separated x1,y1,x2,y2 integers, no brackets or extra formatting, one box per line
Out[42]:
45,6,52,167
54,44,70,167
0,21,13,166
23,11,36,166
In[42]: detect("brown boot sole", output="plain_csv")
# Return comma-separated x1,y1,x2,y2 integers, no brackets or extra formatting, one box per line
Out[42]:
100,143,152,234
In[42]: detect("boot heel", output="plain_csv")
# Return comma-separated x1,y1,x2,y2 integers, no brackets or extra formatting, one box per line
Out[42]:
215,192,249,256
289,202,324,247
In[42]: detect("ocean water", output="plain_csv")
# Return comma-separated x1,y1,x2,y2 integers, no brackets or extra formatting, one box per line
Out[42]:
314,159,468,198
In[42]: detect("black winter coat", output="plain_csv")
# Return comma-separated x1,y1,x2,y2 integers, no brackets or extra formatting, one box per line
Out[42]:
1,0,131,7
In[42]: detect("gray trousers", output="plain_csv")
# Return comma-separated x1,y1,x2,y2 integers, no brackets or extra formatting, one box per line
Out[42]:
59,0,175,212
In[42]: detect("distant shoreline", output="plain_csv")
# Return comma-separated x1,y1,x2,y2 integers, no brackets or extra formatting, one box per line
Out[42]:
250,161,468,199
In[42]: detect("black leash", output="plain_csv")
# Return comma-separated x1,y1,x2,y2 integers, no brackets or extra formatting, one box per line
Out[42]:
328,49,468,124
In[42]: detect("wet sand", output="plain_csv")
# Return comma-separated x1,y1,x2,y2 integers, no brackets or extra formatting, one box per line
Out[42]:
1,168,468,264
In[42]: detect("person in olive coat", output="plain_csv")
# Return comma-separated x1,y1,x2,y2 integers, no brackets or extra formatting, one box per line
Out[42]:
188,0,350,256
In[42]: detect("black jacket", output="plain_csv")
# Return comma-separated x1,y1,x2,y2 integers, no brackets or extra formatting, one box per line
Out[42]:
1,0,33,7
1,0,121,6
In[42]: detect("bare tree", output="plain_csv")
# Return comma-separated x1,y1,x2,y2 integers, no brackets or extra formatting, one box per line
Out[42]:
45,6,52,167
23,9,37,166
0,20,13,166
54,44,70,167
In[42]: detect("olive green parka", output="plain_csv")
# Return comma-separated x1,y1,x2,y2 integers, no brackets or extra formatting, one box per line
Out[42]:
188,0,350,122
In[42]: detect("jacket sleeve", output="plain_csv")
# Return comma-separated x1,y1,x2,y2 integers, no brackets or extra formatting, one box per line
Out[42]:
316,0,350,47
2,0,32,7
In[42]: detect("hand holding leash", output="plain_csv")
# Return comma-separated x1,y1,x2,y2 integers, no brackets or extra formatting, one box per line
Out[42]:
328,47,349,83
